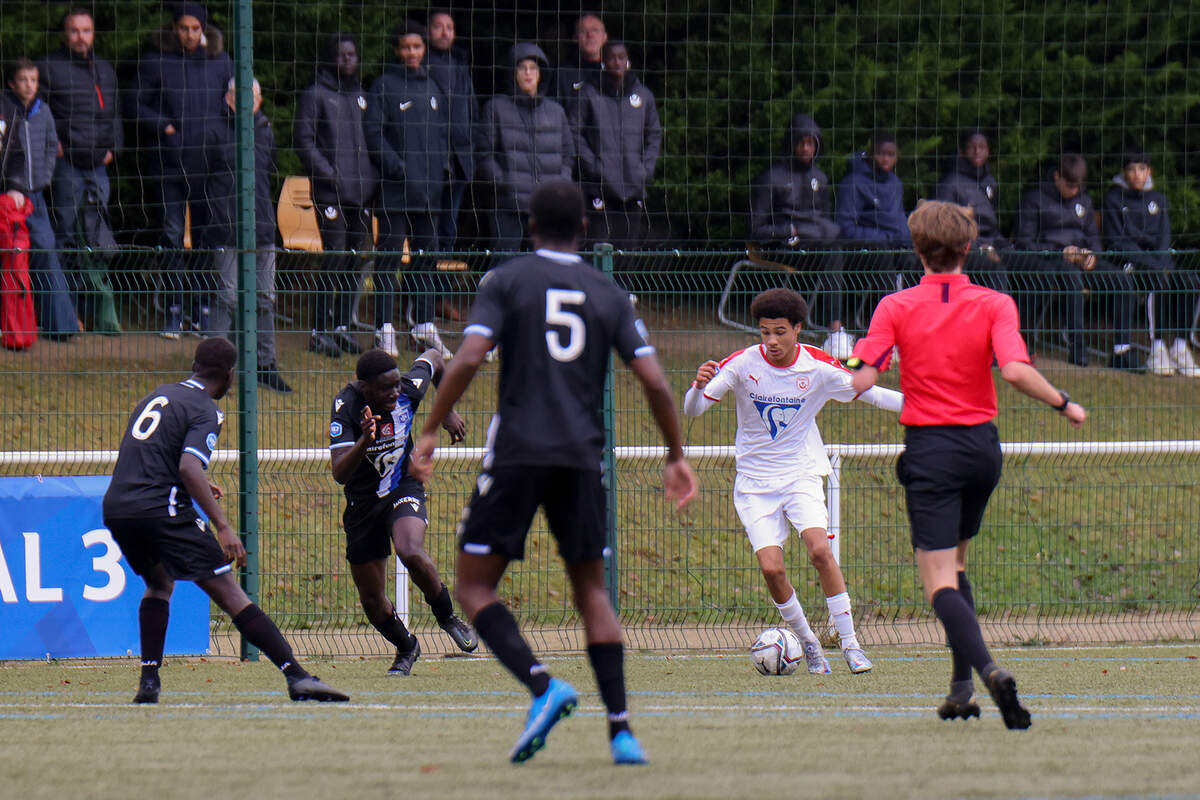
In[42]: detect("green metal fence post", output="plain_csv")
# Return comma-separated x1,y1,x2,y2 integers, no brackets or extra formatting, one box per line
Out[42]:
594,243,619,610
234,0,260,661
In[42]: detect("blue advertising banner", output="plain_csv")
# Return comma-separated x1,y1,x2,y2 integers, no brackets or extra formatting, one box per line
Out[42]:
0,476,210,659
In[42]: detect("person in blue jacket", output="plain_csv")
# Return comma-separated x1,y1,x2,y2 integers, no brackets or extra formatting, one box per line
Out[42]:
131,3,234,339
836,132,916,303
364,21,451,359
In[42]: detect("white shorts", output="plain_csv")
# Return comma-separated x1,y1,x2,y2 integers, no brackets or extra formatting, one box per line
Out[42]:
733,472,829,552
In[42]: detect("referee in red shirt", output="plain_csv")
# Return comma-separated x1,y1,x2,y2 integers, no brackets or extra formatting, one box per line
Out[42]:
849,201,1086,730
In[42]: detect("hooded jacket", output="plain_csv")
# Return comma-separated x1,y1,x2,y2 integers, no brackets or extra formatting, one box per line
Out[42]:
36,46,122,170
425,45,476,182
475,43,574,213
1102,174,1172,270
835,152,911,245
933,156,1009,249
1014,171,1101,253
571,69,661,204
364,62,449,212
748,113,840,243
131,30,234,176
294,68,379,209
0,91,59,195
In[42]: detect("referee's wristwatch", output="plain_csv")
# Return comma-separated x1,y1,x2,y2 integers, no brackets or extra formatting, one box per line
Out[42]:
1051,390,1070,412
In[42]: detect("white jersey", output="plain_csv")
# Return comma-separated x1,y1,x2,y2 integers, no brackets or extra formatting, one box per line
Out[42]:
698,343,860,480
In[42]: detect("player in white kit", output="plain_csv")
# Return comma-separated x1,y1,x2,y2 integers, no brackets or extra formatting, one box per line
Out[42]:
684,288,903,673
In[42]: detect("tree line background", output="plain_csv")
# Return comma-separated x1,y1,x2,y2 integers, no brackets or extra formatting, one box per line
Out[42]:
3,0,1197,248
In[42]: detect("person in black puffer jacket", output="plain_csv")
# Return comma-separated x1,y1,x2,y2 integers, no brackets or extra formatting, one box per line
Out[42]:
749,112,852,357
295,33,378,358
1015,153,1137,370
475,43,573,254
1103,151,1200,377
571,40,661,257
364,21,451,358
130,3,234,338
933,131,1010,294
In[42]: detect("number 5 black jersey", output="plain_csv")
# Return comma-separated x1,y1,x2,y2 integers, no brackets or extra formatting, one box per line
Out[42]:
464,249,654,470
103,378,224,520
328,358,435,501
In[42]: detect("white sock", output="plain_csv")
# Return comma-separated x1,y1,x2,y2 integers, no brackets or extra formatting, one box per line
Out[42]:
826,592,859,650
1113,343,1131,355
774,592,816,643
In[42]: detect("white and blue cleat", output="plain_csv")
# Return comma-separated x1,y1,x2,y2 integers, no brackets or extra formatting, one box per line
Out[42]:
610,730,648,765
842,646,873,674
802,640,832,674
509,678,578,763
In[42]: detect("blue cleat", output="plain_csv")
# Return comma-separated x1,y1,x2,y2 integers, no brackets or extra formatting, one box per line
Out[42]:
509,678,578,764
610,730,648,765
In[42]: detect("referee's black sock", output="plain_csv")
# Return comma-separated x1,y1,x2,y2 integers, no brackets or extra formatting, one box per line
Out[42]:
473,602,551,697
931,587,993,678
371,610,416,652
587,642,631,740
232,604,307,680
949,572,975,684
427,583,454,624
138,597,170,677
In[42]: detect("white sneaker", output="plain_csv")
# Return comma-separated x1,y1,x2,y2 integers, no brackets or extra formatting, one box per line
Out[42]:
374,323,398,356
801,639,831,675
411,321,453,359
842,646,873,674
1169,339,1200,378
1147,340,1175,376
821,329,855,361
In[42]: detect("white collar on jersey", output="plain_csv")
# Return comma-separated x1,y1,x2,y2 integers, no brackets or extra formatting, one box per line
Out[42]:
535,248,583,264
180,378,206,390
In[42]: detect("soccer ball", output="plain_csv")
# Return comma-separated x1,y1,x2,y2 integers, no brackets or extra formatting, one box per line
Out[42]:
749,627,803,676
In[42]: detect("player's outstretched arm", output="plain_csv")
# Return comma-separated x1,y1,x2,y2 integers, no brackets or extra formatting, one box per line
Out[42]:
857,385,904,413
630,354,698,510
1000,360,1086,427
179,453,245,567
411,333,492,481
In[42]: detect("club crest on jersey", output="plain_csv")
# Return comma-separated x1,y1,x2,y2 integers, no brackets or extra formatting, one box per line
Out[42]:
752,399,806,439
430,96,438,110
1147,200,1159,215
206,433,218,450
324,206,338,220
380,422,394,437
330,421,343,438
1074,202,1086,217
357,95,367,110
811,177,820,192
629,93,643,108
985,185,993,199
796,376,810,391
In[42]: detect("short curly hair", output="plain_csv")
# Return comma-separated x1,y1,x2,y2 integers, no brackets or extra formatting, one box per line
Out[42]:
749,288,808,326
356,348,399,382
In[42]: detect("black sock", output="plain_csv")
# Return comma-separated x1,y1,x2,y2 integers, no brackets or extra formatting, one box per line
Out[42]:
474,602,550,696
950,572,975,683
371,610,416,652
428,584,454,624
139,597,170,677
587,642,631,739
931,587,993,678
232,604,307,680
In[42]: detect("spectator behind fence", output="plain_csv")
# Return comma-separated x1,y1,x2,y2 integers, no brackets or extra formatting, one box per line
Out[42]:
424,9,475,264
364,21,452,359
294,33,377,359
932,131,1010,294
749,112,853,359
37,8,121,332
836,132,918,305
572,40,661,257
1103,151,1200,378
131,2,234,339
475,43,573,253
205,77,291,394
1,58,79,340
1014,154,1138,370
553,13,607,112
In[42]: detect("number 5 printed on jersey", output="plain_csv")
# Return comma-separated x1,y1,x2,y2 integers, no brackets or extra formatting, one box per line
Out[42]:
545,288,586,362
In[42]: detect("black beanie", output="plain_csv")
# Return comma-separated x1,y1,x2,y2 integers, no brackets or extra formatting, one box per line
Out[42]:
173,2,208,30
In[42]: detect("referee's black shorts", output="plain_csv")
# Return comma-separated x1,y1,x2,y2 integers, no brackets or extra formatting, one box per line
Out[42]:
105,515,234,582
457,465,607,564
896,423,1002,552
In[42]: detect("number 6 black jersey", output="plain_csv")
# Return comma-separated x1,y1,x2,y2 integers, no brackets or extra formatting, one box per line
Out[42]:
102,378,225,520
464,249,654,470
329,357,435,501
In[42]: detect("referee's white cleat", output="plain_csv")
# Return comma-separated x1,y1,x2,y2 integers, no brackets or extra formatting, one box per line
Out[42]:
842,646,873,674
802,640,832,674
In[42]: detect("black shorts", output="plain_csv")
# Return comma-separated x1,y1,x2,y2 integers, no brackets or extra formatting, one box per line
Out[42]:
896,423,1002,552
105,514,234,582
457,465,606,564
342,476,428,565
